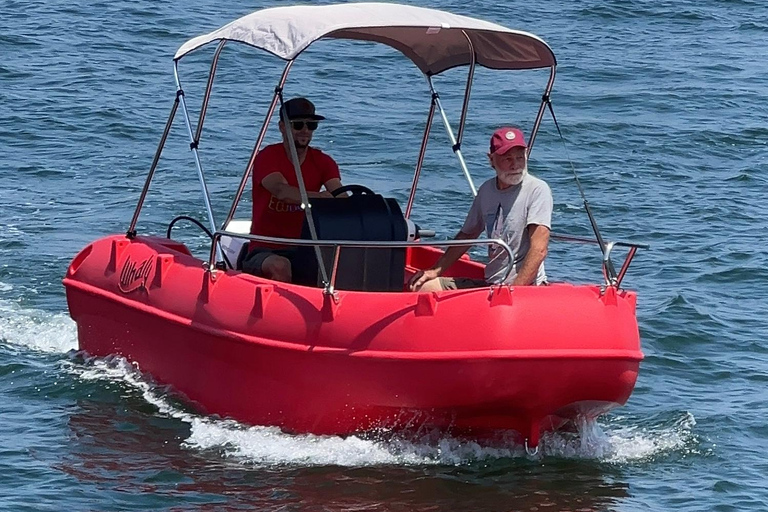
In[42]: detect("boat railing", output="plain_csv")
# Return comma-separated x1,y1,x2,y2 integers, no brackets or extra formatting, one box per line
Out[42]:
207,230,514,295
550,233,649,289
206,230,648,293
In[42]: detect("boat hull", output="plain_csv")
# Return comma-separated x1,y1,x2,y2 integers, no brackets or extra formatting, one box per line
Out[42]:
64,235,643,446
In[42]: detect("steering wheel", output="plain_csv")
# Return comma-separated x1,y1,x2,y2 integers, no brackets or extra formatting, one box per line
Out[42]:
331,184,375,197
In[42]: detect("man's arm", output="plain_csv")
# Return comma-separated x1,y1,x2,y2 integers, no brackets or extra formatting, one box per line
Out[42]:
511,224,550,286
324,177,343,194
262,172,333,204
408,230,479,291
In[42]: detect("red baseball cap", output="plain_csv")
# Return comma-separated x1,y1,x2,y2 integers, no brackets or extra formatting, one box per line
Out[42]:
490,127,527,156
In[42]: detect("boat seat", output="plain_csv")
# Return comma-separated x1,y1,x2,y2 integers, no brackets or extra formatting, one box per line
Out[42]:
292,194,407,292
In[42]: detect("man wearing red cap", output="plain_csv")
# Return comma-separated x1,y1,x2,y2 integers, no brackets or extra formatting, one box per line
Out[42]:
409,127,552,291
242,97,344,281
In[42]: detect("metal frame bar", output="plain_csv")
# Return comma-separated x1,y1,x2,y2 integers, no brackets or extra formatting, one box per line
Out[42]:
542,95,613,274
327,247,342,295
223,61,294,230
615,246,638,287
127,95,180,237
456,31,475,148
419,32,478,198
193,40,227,146
405,95,437,218
550,233,648,288
207,230,516,291
602,241,642,288
276,90,331,286
428,76,477,197
526,65,557,156
174,63,217,235
551,233,647,249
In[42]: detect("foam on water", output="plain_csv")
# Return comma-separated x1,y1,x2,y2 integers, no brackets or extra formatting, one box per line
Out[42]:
69,350,697,467
606,413,700,463
181,402,696,467
543,413,698,464
0,295,77,354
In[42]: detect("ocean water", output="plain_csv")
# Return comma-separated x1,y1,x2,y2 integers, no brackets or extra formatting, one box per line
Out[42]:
2,0,767,510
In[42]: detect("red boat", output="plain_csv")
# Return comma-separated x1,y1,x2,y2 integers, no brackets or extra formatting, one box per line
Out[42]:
64,3,646,450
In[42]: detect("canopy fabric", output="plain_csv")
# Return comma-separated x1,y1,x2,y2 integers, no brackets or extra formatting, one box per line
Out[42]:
174,3,556,74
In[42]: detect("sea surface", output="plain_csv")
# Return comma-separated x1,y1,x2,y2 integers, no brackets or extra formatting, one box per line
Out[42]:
2,0,767,510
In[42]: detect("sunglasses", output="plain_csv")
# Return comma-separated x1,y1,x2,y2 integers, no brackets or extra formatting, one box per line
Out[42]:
290,121,318,131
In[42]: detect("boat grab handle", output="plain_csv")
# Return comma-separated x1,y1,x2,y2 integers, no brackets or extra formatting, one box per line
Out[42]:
550,233,649,288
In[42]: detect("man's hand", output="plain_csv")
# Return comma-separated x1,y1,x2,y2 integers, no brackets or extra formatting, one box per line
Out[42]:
408,269,440,291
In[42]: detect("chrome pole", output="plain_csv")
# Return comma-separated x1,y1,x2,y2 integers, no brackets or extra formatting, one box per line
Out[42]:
615,246,638,288
223,61,294,229
427,76,477,197
173,62,223,266
602,241,618,286
127,95,179,238
327,246,342,294
405,93,436,218
527,65,556,155
194,40,227,146
456,31,476,147
277,94,330,287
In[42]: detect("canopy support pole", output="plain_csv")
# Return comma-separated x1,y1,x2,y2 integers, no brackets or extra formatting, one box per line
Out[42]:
276,89,331,289
126,94,180,238
223,61,294,230
193,40,227,147
405,92,437,219
427,75,476,197
456,31,475,152
421,31,477,198
526,65,556,154
173,62,223,269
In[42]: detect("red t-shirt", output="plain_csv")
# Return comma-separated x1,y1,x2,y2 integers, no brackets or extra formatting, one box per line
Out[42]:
250,143,340,248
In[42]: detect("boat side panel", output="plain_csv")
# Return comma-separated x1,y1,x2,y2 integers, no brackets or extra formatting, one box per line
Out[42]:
68,283,638,438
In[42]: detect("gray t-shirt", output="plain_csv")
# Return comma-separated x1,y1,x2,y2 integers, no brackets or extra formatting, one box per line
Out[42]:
460,173,553,285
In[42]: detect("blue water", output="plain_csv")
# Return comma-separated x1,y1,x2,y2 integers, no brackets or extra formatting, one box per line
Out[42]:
2,0,768,509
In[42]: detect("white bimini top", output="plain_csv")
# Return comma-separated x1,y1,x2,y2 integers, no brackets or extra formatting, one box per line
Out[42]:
174,3,556,74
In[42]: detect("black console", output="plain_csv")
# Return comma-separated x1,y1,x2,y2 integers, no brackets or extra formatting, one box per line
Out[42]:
292,193,407,292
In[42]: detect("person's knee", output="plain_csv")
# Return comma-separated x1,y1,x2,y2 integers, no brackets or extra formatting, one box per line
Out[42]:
263,255,292,282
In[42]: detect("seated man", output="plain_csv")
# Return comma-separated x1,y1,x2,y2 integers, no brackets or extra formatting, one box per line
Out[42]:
409,127,552,291
242,97,344,282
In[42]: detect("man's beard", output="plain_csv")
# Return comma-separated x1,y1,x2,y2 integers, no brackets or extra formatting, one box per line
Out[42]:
499,164,527,187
